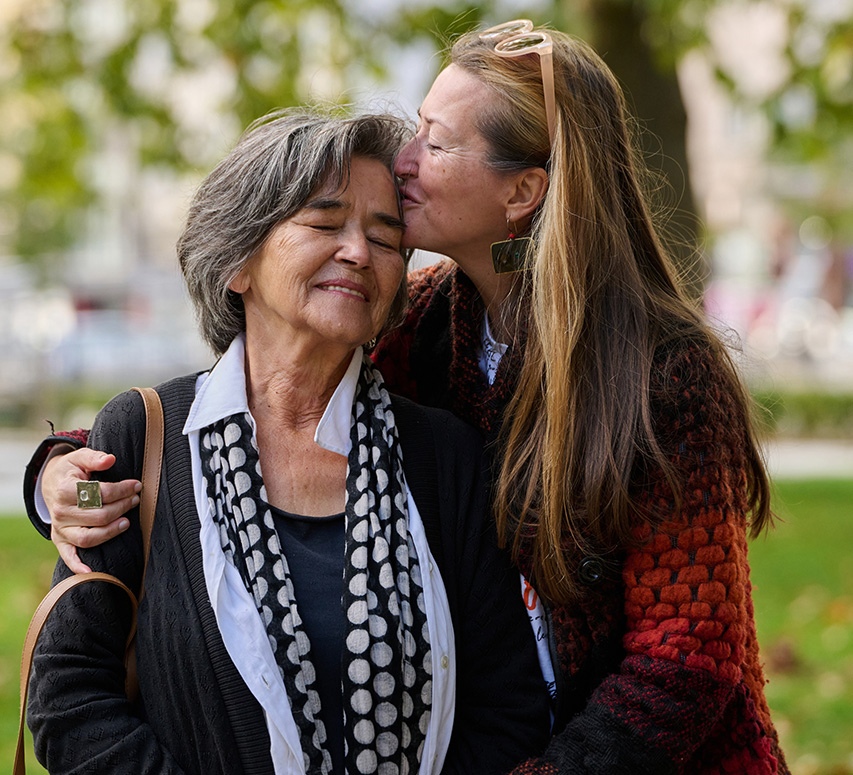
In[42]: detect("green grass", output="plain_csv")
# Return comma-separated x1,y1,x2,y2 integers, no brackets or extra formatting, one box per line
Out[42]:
750,479,853,774
1,516,55,775
2,480,852,774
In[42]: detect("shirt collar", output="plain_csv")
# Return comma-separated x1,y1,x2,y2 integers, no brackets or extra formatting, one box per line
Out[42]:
183,333,362,457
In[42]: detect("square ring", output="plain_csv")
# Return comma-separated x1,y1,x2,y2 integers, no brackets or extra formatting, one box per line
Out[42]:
76,481,103,509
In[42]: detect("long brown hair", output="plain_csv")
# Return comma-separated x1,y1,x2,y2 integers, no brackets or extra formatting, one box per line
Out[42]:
450,27,772,604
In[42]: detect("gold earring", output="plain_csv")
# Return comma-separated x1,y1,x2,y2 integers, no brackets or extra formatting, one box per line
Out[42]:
490,219,534,273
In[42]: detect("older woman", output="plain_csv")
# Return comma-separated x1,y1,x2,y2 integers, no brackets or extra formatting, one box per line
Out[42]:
25,110,549,775
27,19,788,775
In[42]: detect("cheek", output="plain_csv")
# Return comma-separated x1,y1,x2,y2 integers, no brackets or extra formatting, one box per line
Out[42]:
387,261,406,295
429,165,478,212
377,261,405,308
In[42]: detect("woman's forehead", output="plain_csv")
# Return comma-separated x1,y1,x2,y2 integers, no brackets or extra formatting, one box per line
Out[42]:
306,157,400,212
419,66,496,140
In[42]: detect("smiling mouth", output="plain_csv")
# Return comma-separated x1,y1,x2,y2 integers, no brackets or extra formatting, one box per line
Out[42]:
322,284,368,301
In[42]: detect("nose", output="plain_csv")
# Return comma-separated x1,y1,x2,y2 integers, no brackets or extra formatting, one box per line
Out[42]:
394,137,417,178
336,229,372,268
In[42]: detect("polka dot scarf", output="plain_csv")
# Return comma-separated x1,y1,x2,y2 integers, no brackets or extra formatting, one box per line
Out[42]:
200,355,432,775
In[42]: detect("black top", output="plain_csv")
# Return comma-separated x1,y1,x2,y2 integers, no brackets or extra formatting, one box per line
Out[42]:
270,506,346,774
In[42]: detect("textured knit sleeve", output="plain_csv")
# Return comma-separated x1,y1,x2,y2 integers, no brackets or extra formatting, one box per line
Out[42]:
372,261,453,400
511,345,780,774
26,391,186,774
23,429,90,538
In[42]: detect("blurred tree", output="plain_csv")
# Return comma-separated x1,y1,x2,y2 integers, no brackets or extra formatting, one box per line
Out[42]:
0,0,384,267
1,0,850,278
582,0,707,293
760,4,853,242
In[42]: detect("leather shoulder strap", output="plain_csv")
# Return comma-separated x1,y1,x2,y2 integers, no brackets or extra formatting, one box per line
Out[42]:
15,386,163,775
131,386,164,591
15,573,138,775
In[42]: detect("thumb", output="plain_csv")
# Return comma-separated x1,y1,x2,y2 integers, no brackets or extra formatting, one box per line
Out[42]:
58,448,117,479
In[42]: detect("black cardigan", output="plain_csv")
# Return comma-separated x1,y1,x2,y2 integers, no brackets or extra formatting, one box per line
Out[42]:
27,374,549,774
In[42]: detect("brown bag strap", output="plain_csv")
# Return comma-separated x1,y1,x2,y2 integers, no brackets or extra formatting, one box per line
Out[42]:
132,386,164,595
15,573,138,775
15,386,164,775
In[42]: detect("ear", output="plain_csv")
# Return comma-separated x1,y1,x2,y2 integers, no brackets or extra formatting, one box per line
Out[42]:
229,266,250,294
506,167,549,224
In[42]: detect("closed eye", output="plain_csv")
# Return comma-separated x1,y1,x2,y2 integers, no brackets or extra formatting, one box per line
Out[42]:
414,119,441,151
368,233,402,251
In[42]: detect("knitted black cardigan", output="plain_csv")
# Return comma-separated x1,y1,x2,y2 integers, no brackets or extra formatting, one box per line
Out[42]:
26,373,549,774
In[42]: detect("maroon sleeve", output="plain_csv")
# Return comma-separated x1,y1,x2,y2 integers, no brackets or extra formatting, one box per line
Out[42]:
372,261,452,400
23,429,90,538
509,346,786,774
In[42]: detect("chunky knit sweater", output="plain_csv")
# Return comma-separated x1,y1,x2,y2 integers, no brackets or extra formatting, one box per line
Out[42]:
372,261,789,775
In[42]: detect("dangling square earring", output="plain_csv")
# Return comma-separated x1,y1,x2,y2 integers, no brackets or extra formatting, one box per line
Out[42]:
491,220,534,273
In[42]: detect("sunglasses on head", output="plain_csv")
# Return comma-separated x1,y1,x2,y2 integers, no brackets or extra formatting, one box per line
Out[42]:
479,19,556,147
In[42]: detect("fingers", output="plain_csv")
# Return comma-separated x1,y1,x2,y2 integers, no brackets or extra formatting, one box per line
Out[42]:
41,446,141,563
56,539,92,575
44,449,129,500
51,498,137,573
51,490,138,537
43,447,141,525
56,515,133,548
44,447,118,487
42,449,111,515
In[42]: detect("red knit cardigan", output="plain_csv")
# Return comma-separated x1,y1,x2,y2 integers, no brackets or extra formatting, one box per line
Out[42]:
373,261,789,775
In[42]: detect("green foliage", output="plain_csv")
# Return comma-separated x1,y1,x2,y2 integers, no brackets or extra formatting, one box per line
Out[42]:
771,6,853,154
2,0,851,263
709,3,853,238
5,0,551,263
753,389,853,439
0,0,408,261
627,0,717,68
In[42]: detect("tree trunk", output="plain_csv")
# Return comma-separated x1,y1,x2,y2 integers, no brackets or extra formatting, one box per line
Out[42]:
584,0,705,297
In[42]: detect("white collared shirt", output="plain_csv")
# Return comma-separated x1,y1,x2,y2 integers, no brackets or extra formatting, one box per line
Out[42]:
477,311,509,386
183,335,455,775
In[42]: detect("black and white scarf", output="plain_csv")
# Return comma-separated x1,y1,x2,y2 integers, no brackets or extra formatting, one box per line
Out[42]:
199,355,432,775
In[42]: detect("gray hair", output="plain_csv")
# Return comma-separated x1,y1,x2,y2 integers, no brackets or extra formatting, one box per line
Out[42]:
178,108,412,355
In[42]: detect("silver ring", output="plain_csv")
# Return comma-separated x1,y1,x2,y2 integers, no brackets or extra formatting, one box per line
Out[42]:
76,481,102,509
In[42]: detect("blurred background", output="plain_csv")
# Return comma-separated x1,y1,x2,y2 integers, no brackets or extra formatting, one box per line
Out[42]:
0,0,851,772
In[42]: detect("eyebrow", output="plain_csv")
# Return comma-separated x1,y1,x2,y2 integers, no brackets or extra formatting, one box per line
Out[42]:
304,197,405,232
378,213,406,231
416,109,447,130
303,197,344,212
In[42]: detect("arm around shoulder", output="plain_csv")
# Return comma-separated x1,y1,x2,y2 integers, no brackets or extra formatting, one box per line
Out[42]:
23,430,89,537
